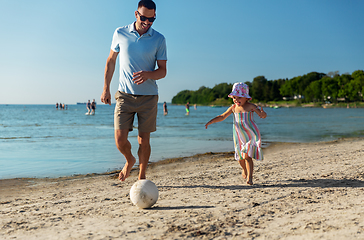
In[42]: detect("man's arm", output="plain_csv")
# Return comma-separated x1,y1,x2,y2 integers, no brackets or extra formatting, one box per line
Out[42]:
101,50,119,105
132,60,167,85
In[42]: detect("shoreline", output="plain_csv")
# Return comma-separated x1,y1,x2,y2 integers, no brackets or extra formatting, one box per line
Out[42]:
0,137,360,183
1,137,364,239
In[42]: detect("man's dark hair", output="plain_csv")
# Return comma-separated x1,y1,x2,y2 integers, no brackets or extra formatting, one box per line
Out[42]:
138,0,156,10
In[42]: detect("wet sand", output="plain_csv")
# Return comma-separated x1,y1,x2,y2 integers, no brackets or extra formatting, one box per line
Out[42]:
1,138,364,239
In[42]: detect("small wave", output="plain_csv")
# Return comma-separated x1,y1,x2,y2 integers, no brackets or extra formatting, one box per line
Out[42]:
347,116,364,119
0,135,57,140
43,136,54,139
0,136,32,140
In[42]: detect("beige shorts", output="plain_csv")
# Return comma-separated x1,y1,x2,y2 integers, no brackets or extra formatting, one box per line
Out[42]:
114,91,158,132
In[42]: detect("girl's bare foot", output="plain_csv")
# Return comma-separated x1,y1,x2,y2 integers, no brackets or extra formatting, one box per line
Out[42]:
118,157,136,181
239,159,248,179
246,178,253,185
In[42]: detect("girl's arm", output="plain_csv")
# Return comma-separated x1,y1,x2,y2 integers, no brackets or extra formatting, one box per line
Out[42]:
252,105,267,119
205,106,233,129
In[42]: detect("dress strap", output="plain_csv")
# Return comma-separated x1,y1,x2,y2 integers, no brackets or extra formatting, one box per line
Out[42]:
231,104,236,113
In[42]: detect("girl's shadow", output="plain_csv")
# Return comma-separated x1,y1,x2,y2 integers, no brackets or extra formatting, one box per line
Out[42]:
159,178,364,191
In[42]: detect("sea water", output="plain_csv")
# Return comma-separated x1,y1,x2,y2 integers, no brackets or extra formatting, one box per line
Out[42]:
0,104,363,179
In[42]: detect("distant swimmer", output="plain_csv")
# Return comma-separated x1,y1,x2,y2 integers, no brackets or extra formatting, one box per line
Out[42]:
91,99,96,115
163,102,168,115
185,101,190,115
86,100,91,115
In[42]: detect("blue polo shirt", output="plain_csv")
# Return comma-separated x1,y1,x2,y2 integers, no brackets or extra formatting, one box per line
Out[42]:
111,22,167,95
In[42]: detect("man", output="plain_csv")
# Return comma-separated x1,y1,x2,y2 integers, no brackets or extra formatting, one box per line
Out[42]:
100,0,167,182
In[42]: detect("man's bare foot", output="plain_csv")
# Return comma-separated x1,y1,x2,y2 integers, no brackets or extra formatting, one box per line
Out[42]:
118,157,136,181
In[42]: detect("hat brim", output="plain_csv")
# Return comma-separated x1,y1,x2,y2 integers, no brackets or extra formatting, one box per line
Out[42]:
228,93,252,100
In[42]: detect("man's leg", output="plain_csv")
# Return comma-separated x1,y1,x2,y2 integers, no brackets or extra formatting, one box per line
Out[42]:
137,131,151,180
134,95,157,180
115,129,136,181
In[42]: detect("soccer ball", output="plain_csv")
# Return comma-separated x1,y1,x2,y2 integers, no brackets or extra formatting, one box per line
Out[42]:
130,180,159,209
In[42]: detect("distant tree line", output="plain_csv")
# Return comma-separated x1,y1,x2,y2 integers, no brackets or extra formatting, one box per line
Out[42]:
171,70,364,104
171,83,234,105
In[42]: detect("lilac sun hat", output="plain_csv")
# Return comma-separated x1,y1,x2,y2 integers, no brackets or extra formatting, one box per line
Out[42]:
228,82,252,100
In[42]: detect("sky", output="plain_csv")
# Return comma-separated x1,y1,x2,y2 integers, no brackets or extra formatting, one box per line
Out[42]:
1,0,363,104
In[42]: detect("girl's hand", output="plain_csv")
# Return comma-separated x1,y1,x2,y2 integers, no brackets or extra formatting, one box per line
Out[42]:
205,106,233,129
257,106,267,118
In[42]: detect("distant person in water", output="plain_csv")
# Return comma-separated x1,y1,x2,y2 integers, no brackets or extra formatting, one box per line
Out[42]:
205,82,267,185
91,99,96,114
86,100,91,114
163,102,168,115
185,102,190,115
56,103,59,109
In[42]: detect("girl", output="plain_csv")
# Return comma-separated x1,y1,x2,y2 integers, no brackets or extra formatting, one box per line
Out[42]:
205,82,267,185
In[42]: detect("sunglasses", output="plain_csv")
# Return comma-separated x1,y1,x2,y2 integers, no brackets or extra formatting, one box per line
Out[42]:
137,11,156,22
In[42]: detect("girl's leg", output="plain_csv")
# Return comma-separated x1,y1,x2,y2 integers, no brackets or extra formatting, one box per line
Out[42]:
238,159,247,179
245,156,254,185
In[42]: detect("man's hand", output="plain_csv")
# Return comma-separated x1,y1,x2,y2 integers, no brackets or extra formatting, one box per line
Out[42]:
100,90,112,105
133,71,151,85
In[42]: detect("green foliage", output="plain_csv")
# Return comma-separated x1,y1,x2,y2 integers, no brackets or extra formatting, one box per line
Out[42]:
171,83,233,105
304,80,322,102
171,70,364,105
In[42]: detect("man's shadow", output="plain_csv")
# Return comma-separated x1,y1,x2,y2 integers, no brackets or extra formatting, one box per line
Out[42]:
150,205,215,210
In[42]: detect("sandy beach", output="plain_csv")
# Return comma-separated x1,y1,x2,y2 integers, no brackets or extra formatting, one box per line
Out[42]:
1,138,364,239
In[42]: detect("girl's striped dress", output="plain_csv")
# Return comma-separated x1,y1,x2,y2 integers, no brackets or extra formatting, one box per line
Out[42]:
232,110,263,160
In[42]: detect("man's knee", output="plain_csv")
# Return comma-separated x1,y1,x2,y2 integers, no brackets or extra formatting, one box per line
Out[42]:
138,132,150,146
115,129,129,147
